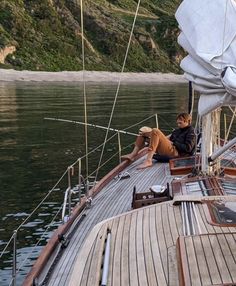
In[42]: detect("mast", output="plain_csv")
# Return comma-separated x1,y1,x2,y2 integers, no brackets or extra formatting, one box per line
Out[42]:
201,109,221,175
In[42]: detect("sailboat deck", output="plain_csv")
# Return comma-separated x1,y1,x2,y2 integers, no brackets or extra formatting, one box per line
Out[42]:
42,150,236,286
178,233,236,286
68,201,236,286
46,157,173,285
69,202,182,286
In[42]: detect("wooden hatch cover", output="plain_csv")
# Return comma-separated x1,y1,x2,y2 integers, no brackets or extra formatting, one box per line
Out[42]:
177,233,236,286
171,176,236,197
171,176,224,197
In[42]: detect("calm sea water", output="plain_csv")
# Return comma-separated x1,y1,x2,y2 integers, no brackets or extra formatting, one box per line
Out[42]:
0,81,188,285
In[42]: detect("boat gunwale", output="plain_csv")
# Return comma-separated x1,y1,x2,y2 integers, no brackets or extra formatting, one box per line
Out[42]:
22,148,147,286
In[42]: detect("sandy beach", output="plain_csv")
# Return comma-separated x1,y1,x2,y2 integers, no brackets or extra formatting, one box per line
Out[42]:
0,69,187,84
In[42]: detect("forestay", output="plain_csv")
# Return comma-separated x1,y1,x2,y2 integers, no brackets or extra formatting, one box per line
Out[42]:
175,0,236,116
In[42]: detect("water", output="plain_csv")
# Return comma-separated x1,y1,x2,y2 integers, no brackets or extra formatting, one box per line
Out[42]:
0,81,188,285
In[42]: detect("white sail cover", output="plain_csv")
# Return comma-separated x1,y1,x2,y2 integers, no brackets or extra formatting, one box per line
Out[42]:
175,0,236,116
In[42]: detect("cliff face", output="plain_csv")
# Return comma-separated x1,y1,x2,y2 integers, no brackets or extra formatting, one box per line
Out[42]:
0,0,183,72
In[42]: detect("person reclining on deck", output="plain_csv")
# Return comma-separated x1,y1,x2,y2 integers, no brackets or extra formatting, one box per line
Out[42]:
122,113,195,169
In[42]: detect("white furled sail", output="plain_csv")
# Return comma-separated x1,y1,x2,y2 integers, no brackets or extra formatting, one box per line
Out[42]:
175,0,236,116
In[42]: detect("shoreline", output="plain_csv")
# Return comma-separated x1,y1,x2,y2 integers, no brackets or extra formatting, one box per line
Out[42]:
0,69,187,84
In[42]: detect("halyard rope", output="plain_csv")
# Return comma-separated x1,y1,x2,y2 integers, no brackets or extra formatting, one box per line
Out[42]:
94,0,142,185
80,0,89,180
224,106,236,143
123,114,157,131
0,234,15,259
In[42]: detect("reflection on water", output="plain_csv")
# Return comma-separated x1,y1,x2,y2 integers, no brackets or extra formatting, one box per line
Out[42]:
0,81,188,285
0,83,18,152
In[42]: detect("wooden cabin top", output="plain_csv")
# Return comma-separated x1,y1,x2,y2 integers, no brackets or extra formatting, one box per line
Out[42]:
69,198,236,286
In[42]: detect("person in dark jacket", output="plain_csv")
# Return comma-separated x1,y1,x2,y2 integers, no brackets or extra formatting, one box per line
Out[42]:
121,113,196,169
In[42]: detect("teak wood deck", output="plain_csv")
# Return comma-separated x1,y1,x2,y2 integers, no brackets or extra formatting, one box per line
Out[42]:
43,157,172,285
68,201,236,286
177,233,236,286
37,150,236,286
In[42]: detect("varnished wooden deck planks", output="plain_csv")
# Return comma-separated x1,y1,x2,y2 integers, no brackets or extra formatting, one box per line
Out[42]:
143,208,157,286
149,206,166,286
191,236,211,285
45,153,236,286
69,200,236,286
155,203,168,281
178,233,236,286
128,212,139,286
46,159,171,285
69,202,184,286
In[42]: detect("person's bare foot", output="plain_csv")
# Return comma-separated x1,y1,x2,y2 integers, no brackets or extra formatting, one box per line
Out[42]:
121,154,135,162
137,160,153,169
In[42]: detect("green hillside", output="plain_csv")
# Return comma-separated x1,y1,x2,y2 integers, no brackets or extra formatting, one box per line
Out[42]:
0,0,183,72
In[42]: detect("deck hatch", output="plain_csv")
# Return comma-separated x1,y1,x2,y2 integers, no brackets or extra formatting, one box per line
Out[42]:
177,233,236,286
172,177,223,197
169,156,236,176
172,177,236,197
206,201,236,226
219,179,236,195
185,180,209,196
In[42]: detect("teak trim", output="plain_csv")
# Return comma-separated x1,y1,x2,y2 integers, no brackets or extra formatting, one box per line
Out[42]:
176,236,191,286
22,148,148,286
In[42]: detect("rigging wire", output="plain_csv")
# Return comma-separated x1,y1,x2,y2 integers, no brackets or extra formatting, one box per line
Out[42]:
0,234,15,259
158,114,178,131
224,106,236,143
87,141,134,178
123,113,157,131
94,0,141,185
80,0,89,180
1,112,175,262
16,205,63,274
15,170,68,232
